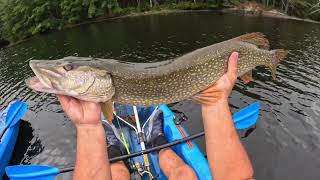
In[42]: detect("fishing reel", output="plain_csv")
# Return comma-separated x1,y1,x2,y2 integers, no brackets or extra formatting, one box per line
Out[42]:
130,162,159,180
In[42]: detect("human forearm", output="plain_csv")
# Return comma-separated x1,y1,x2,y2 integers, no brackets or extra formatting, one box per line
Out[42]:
74,124,112,180
202,101,253,180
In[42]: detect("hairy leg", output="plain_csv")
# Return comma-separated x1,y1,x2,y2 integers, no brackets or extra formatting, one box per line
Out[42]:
110,161,130,180
159,148,197,180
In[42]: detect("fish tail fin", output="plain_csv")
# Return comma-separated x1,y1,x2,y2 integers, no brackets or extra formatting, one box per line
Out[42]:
270,49,288,80
236,32,270,49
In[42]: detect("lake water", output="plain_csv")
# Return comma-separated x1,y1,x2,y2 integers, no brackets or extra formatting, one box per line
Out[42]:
1,11,320,179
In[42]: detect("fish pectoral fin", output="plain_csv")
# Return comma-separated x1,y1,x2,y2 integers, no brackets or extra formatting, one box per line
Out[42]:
236,32,270,50
100,101,114,123
240,71,253,84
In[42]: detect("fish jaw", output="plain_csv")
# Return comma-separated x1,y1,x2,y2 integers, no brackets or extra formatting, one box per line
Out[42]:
26,75,114,102
26,60,67,94
26,76,60,94
26,59,116,102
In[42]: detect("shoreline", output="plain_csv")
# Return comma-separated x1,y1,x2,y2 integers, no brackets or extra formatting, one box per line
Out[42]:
2,8,319,49
220,8,320,24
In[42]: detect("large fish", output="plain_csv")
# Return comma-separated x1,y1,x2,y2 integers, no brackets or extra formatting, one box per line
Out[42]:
26,32,287,106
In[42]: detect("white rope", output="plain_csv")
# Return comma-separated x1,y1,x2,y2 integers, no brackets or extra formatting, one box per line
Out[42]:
142,106,159,131
109,104,156,179
113,112,138,133
110,102,138,133
110,105,160,137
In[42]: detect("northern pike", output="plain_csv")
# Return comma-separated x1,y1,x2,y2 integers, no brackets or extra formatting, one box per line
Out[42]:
26,32,287,106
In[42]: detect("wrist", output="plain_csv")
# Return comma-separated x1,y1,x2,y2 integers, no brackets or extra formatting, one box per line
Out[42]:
75,123,105,138
201,99,233,125
75,122,103,130
201,98,229,109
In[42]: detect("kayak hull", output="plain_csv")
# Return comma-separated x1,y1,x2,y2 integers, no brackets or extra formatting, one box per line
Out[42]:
0,119,20,179
1,101,28,179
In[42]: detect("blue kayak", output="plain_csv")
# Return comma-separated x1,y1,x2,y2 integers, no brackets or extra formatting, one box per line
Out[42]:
4,102,259,179
0,101,28,179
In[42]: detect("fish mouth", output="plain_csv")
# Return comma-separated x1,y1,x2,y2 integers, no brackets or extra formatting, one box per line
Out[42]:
26,61,63,94
26,76,53,93
25,76,114,103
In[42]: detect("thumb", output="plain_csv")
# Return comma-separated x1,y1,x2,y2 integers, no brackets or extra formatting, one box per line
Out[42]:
227,52,238,81
57,95,70,107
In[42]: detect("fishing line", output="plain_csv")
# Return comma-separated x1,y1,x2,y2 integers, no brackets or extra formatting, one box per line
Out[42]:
115,116,131,154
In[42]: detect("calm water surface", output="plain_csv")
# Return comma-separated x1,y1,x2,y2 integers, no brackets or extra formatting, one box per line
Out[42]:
1,12,320,179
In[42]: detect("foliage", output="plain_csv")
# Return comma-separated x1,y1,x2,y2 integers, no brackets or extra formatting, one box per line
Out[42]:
306,0,320,20
0,0,60,41
255,0,320,20
222,0,246,7
0,0,119,42
151,2,217,11
0,0,319,44
60,0,83,23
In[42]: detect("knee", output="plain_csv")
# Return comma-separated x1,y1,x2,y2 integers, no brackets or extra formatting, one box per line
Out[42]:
111,161,130,180
169,164,198,180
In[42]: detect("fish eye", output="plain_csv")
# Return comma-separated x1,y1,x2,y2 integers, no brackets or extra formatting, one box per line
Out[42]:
63,64,73,71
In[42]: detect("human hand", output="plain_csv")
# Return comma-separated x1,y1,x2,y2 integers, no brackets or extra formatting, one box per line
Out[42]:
58,95,101,126
192,52,238,106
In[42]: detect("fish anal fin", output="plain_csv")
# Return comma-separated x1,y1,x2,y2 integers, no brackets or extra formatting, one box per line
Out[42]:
270,49,288,80
240,71,253,84
236,32,270,50
100,101,114,123
273,49,288,61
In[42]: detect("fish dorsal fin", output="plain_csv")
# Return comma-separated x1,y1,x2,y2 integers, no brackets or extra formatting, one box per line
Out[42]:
235,32,270,50
240,71,253,84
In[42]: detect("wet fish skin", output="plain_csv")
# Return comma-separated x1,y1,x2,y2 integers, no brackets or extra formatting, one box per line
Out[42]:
26,32,288,106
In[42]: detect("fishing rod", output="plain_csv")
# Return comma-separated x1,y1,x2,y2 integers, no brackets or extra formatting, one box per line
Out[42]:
132,106,153,179
59,131,205,173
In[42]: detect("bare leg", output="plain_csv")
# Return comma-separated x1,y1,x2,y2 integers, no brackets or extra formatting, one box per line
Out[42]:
159,148,198,180
110,161,130,180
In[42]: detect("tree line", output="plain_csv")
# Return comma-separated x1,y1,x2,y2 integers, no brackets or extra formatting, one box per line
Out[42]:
256,0,320,19
0,0,319,45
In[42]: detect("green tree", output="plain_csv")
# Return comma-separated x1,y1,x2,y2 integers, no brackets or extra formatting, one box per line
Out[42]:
0,0,60,41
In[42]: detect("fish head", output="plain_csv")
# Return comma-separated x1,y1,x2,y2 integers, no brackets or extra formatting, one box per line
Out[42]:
26,57,115,102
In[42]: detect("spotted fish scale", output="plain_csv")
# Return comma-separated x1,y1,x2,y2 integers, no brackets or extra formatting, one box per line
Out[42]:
110,34,287,105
